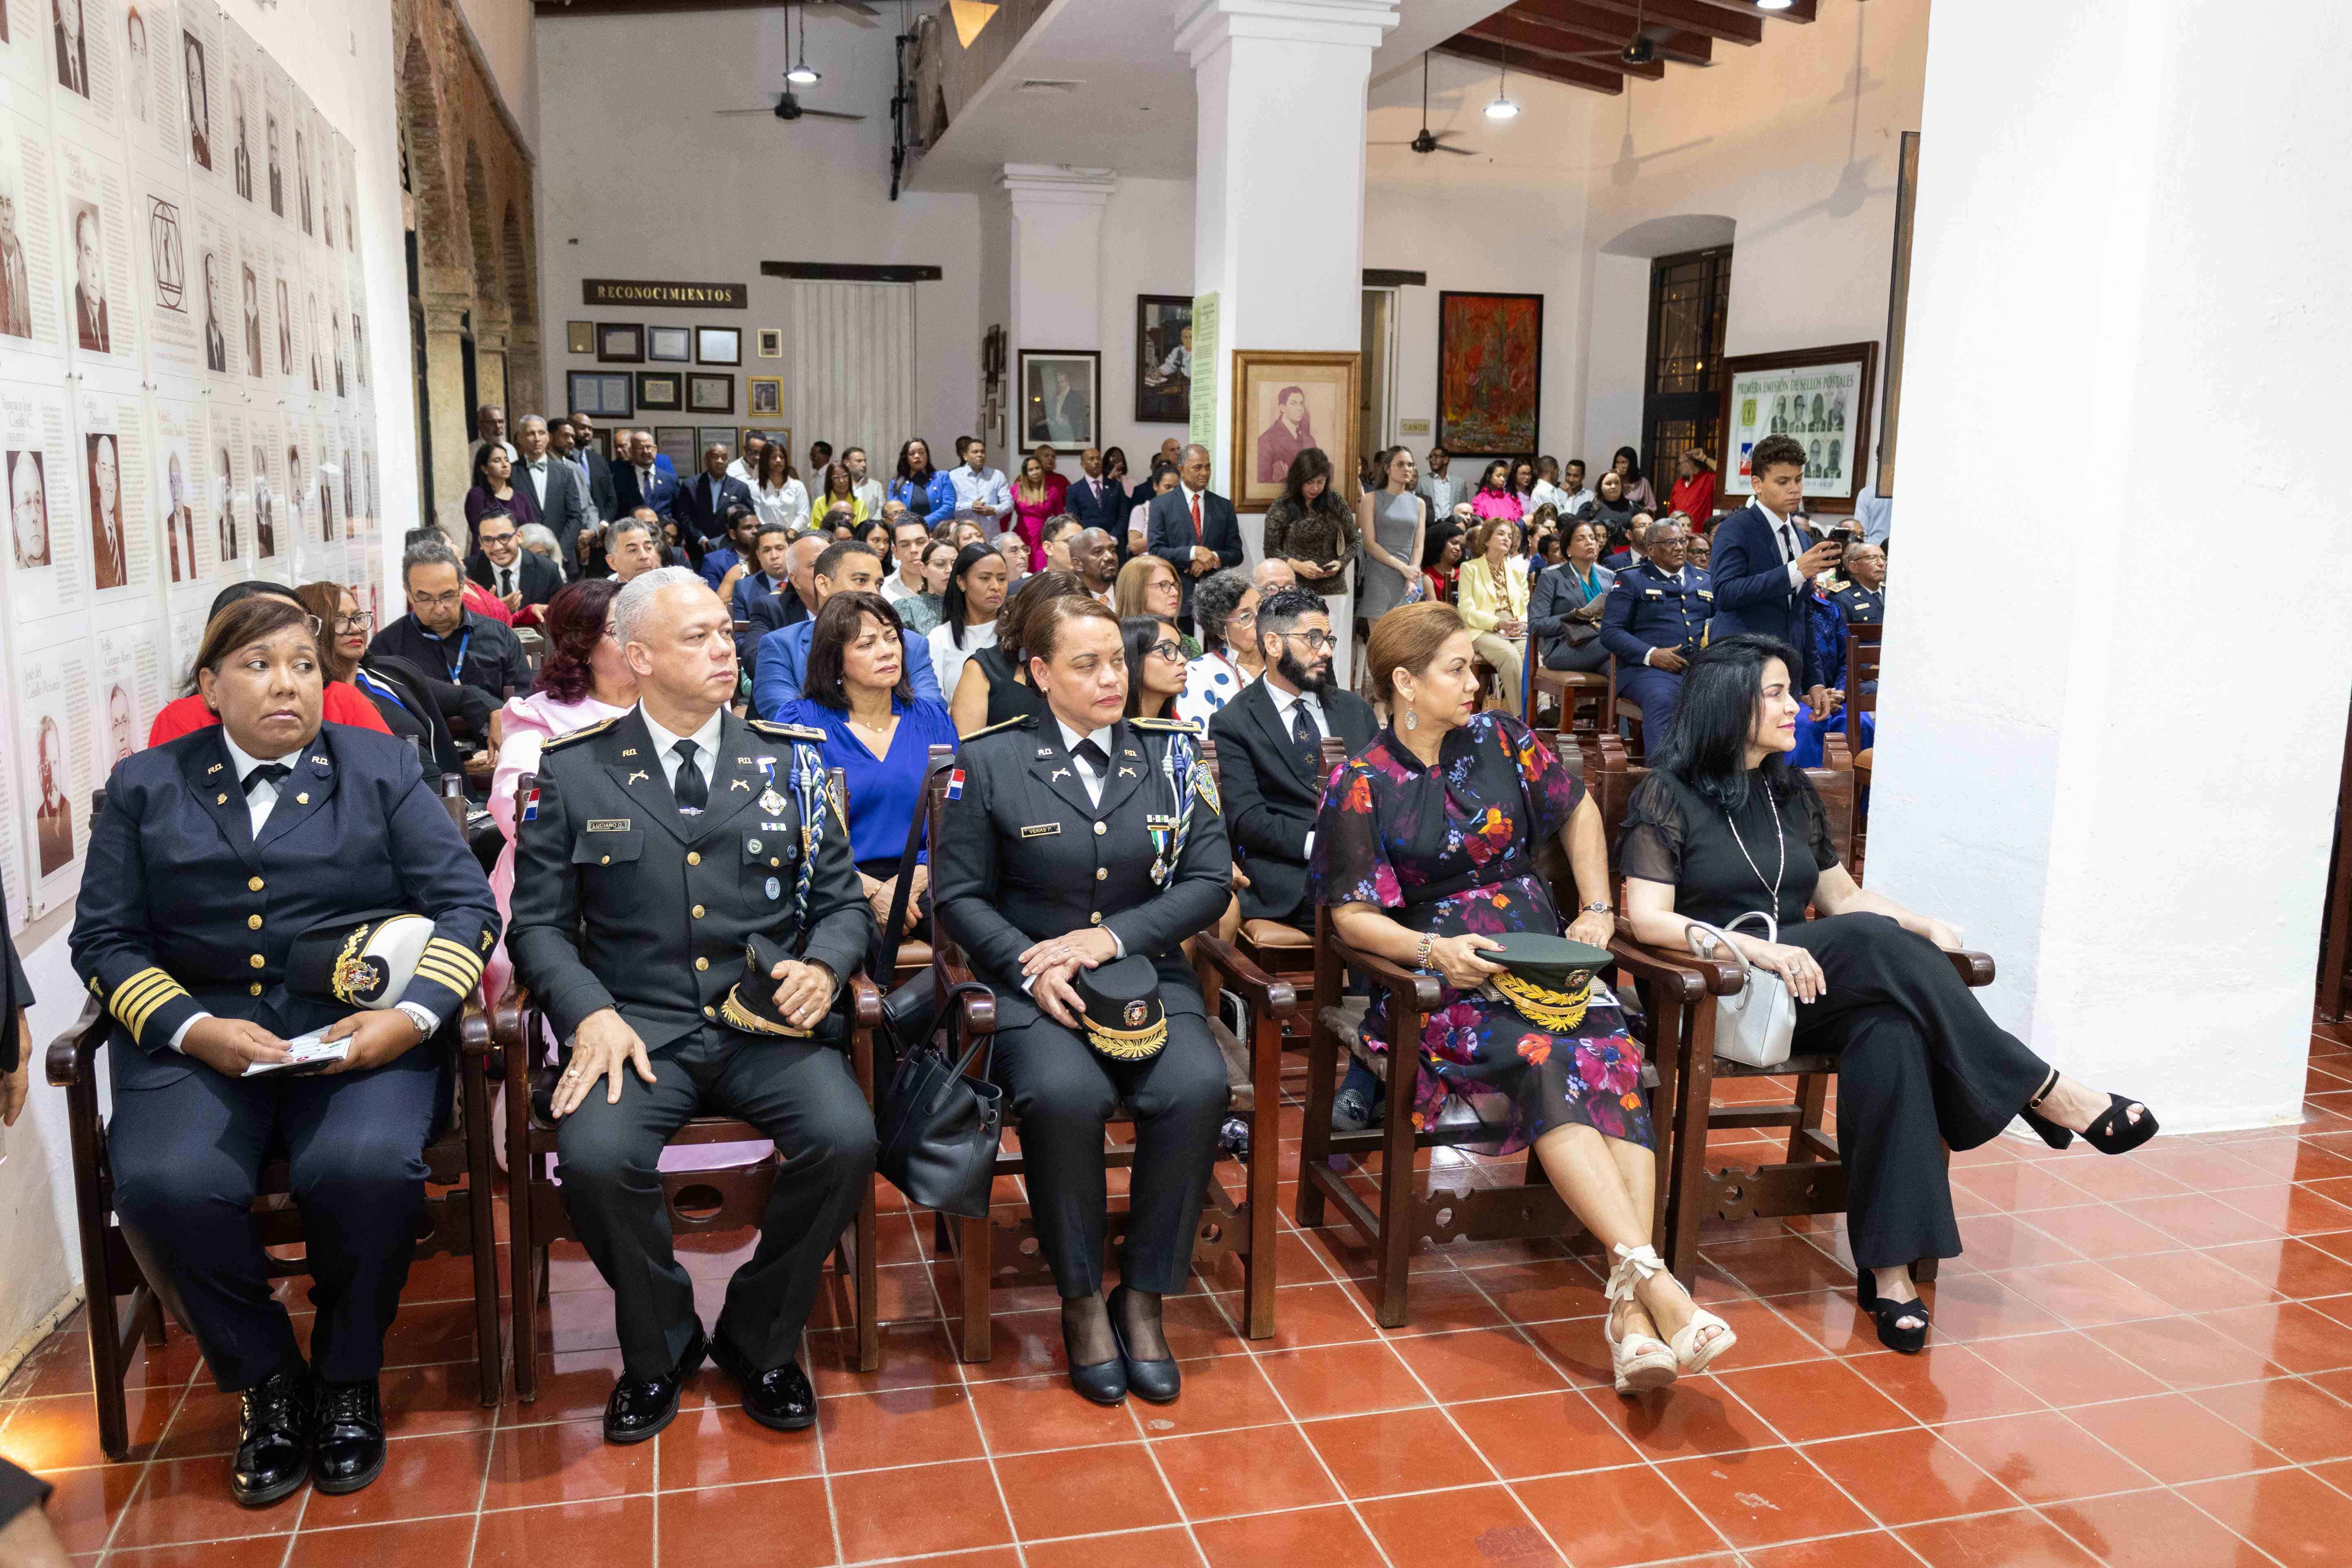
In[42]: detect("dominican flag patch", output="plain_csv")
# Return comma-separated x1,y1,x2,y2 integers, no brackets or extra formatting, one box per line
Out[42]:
944,769,965,801
521,787,541,822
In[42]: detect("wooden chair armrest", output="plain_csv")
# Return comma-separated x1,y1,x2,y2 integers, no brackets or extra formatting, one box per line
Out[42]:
45,998,107,1088
1611,916,1747,997
1945,948,1996,987
939,958,995,1034
457,1003,493,1058
1324,929,1444,1014
847,972,884,1028
491,990,529,1053
1191,933,1297,1020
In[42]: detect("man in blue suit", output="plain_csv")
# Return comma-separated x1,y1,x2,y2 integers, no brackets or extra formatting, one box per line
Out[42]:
1065,447,1121,530
675,443,757,542
751,539,940,717
611,430,679,522
1707,433,1841,719
1599,520,1713,754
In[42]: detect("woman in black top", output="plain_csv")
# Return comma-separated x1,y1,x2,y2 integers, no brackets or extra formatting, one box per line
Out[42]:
1621,636,2158,1352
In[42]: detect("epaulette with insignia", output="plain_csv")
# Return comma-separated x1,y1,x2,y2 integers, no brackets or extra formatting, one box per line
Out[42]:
542,717,619,752
962,714,1038,742
745,719,828,743
1128,716,1201,734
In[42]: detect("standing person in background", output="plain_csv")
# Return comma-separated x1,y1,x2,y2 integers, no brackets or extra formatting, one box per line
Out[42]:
1611,446,1657,512
676,444,756,543
806,440,834,487
611,430,679,523
812,463,866,530
514,417,589,574
470,405,516,466
1127,464,1180,559
1261,448,1361,603
1456,518,1530,719
1011,453,1056,570
1143,443,1241,628
889,438,956,526
950,436,1010,524
1706,433,1838,723
1470,459,1521,523
464,443,534,549
1416,445,1467,520
724,433,767,487
1358,445,1427,630
563,414,619,525
1029,443,1071,513
1066,446,1121,532
1528,457,1573,521
1668,449,1718,531
841,446,885,518
750,442,809,530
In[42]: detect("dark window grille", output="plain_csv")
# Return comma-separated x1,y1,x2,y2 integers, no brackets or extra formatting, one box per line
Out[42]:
1640,245,1731,503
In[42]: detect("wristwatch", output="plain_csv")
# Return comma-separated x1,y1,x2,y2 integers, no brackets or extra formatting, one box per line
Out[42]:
1580,902,1611,915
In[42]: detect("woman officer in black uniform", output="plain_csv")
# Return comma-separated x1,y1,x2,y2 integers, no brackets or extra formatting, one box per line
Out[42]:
70,592,499,1508
933,593,1232,1405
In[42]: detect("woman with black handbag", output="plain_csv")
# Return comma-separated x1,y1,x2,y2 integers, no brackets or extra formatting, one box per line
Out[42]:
932,593,1233,1406
1530,519,1615,675
1620,635,2159,1353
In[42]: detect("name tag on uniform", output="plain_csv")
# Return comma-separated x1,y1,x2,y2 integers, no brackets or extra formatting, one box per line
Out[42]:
1645,589,1662,598
1021,822,1061,838
1698,589,1714,600
587,818,631,832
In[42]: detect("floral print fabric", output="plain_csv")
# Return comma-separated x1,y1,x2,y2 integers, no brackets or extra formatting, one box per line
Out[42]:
1310,713,1651,1155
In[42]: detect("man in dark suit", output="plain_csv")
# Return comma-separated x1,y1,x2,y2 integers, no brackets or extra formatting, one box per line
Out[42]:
674,442,755,542
466,508,562,615
71,209,109,353
560,415,618,520
1207,588,1376,930
610,429,678,523
739,533,822,682
508,569,875,1442
54,0,88,95
1145,443,1240,625
512,416,590,572
1066,446,1121,530
1707,434,1838,719
1599,520,1714,754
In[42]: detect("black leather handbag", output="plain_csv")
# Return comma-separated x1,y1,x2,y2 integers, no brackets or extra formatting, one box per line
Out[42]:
875,981,1000,1217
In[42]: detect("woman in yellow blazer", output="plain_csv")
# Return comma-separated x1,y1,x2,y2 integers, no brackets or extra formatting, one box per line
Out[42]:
1455,516,1532,718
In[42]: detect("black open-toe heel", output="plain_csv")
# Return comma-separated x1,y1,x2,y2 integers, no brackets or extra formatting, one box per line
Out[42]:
2020,1071,2157,1156
2018,1069,2074,1150
1857,1265,1929,1355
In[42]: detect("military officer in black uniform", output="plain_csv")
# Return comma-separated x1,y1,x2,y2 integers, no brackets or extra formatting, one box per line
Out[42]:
70,592,499,1508
932,593,1232,1407
1832,541,1886,627
507,567,876,1443
1598,518,1714,754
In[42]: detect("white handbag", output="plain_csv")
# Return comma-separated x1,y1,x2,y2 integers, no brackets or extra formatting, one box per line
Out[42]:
1688,911,1797,1068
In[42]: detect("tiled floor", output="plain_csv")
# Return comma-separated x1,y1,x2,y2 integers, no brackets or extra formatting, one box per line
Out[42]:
15,1020,2352,1567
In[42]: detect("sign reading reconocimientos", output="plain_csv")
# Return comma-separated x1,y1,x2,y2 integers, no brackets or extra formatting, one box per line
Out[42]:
581,279,749,309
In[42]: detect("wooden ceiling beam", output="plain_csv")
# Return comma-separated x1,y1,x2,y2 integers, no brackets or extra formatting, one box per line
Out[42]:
1460,18,1669,81
1437,35,1624,96
1690,0,1816,21
1504,0,1714,66
1566,0,1763,46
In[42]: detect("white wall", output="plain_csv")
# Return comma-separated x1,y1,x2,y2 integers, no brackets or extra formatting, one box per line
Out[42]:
456,0,541,154
1095,175,1193,470
536,9,981,466
1578,0,1928,490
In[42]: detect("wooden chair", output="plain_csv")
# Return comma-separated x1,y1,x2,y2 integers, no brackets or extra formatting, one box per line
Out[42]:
1585,744,1994,1279
1528,666,1608,736
496,768,886,1399
47,802,503,1461
1843,622,1883,878
921,763,1298,1359
1214,735,1351,1051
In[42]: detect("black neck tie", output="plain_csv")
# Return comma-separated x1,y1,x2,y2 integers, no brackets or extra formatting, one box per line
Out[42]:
499,565,513,596
671,739,707,812
1289,698,1320,772
242,763,290,796
1072,737,1110,781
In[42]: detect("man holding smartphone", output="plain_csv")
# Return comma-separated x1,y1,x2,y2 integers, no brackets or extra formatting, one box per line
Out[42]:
1706,434,1840,720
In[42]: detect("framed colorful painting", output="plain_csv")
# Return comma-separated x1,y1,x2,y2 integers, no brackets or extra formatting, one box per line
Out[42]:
1436,292,1543,456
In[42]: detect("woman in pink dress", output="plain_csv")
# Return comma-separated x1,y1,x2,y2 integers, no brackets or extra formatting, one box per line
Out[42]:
1010,452,1058,570
483,578,637,1003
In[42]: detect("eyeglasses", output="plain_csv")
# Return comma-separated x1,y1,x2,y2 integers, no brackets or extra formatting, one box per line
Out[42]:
333,612,368,632
1147,640,1186,663
410,590,466,609
1226,608,1257,627
1281,631,1339,652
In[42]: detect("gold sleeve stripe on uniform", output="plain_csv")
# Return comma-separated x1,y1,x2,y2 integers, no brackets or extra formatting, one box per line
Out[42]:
413,956,484,993
109,969,178,1029
423,937,488,975
125,983,193,1038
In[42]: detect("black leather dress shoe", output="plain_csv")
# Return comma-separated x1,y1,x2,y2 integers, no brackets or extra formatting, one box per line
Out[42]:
708,1332,817,1431
603,1324,708,1445
231,1368,313,1508
1060,1309,1128,1406
311,1378,386,1494
1108,1286,1182,1404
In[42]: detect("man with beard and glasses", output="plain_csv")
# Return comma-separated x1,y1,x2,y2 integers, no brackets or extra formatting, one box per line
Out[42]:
1206,586,1377,938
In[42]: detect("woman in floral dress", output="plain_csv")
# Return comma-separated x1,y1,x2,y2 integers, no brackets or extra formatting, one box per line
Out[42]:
1312,600,1735,1394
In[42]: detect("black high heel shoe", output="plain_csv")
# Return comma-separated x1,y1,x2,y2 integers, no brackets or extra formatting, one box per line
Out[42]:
2019,1071,2159,1155
1060,1298,1128,1406
1857,1265,1929,1355
1107,1285,1181,1403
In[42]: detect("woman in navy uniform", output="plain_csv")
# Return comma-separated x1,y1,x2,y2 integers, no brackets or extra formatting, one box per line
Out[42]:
69,593,499,1509
933,594,1232,1405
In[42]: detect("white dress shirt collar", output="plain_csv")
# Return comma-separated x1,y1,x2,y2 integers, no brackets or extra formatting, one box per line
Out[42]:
1054,717,1118,806
221,730,303,831
638,704,724,786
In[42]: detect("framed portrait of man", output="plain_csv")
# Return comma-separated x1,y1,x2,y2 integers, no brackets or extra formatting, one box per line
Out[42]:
1017,349,1099,449
1226,350,1360,514
1134,297,1191,424
748,376,782,418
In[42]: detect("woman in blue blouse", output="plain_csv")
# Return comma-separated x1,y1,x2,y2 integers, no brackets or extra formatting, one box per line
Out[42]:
773,590,960,937
888,438,958,528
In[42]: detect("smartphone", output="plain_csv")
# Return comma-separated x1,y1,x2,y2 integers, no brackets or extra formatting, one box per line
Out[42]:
1833,521,1863,548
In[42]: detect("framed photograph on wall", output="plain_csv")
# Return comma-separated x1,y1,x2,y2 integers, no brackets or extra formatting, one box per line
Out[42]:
686,373,734,414
566,321,593,355
756,328,783,359
748,376,782,418
1134,296,1192,424
1436,292,1543,457
697,425,739,456
567,369,633,419
635,372,682,411
653,427,697,472
697,326,741,366
596,323,644,363
1018,349,1100,449
646,325,692,363
1227,350,1360,514
1716,341,1878,515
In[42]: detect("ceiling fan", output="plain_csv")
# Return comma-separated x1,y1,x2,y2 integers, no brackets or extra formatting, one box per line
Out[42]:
713,3,866,121
1371,55,1473,156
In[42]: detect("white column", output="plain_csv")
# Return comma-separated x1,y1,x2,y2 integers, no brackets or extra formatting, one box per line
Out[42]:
1002,164,1116,482
1177,0,1396,682
1866,0,2352,1133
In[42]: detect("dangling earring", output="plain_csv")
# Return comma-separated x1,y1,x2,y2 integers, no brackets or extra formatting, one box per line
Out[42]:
1403,708,1418,730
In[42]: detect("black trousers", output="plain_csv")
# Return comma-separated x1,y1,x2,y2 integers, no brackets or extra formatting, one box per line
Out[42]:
994,997,1230,1298
110,1047,442,1391
1784,913,2051,1271
555,1027,877,1379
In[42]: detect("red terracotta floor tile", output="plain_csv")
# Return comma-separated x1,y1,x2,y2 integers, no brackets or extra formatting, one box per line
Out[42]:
1952,1212,2086,1272
2065,1391,2288,1485
284,1514,480,1568
2036,1488,2272,1568
1842,1342,2045,1425
2177,1466,2352,1567
653,1400,821,1487
963,1371,1143,1453
106,1537,299,1568
1394,1324,1571,1401
37,1460,144,1555
1024,1527,1205,1568
108,1456,303,1548
651,1476,835,1565
1705,1236,1856,1297
481,1416,651,1511
1910,1271,2066,1343
1303,1405,1493,1499
829,1458,1013,1561
1354,1483,1565,1568
2199,1299,2352,1374
1461,1259,1609,1324
805,1320,963,1395
2118,1192,2287,1250
1251,1280,1382,1350
471,1495,655,1568
0,1387,176,1470
2097,1247,2276,1315
1897,1507,2102,1567
1951,1161,2095,1214
1369,1268,1514,1336
1717,1357,1915,1444
1591,1374,1783,1460
2207,1236,2352,1299
2002,1203,2178,1262
1963,1329,2169,1407
816,1382,985,1472
302,1429,492,1527
995,1440,1180,1539
1152,1421,1341,1519
2189,1375,2352,1465
1121,1352,1289,1436
1742,1533,1927,1568
2082,1314,2285,1390
1987,1260,2175,1327
1929,1409,2152,1504
1657,1445,1873,1548
1514,1463,1723,1566
1191,1503,1387,1568
1447,1389,1643,1478
1802,1426,2018,1525
1694,1294,1833,1370
1254,1340,1429,1420
2219,1181,2352,1237
376,1360,497,1436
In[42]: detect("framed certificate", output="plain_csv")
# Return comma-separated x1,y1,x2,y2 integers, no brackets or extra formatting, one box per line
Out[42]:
697,326,741,366
646,325,692,363
596,323,644,363
635,372,681,411
686,373,734,414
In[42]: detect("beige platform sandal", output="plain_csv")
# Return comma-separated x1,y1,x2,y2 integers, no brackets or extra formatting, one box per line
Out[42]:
1602,1244,1680,1395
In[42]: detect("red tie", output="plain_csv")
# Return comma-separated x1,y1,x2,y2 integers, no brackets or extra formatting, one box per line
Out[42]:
1190,492,1202,542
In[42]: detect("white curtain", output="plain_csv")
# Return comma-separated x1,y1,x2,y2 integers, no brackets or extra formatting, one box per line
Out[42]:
785,281,917,476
